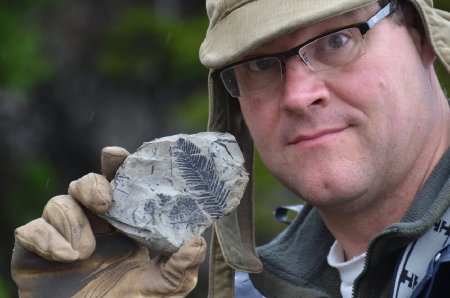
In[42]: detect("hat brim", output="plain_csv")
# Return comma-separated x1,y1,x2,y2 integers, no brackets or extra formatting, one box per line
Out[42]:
200,0,377,68
413,0,450,75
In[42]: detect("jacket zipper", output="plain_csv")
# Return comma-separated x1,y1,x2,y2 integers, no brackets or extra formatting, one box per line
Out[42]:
351,227,400,298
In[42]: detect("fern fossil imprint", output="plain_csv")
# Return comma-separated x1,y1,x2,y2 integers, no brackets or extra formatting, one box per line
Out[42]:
103,132,248,254
173,138,230,220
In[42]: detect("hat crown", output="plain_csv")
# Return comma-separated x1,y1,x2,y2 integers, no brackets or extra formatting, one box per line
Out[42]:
206,0,253,30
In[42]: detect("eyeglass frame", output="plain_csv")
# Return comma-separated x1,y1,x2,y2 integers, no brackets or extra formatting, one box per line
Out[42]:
215,2,397,98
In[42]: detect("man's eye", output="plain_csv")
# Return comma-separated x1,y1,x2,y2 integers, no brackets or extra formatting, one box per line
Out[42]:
325,32,349,49
247,58,278,72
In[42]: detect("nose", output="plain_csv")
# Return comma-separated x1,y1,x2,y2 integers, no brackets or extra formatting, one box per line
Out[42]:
279,57,331,115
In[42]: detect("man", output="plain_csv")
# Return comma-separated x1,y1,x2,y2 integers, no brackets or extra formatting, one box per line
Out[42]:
11,0,450,297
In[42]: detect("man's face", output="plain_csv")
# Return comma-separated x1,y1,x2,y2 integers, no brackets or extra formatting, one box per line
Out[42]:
238,4,443,213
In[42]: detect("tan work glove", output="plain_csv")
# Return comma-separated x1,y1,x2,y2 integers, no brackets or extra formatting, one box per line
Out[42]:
11,146,206,298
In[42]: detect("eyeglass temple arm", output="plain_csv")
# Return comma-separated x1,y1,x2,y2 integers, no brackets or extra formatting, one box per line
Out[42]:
367,2,394,29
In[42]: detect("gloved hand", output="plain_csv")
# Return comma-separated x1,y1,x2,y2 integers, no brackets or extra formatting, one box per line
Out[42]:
11,146,206,298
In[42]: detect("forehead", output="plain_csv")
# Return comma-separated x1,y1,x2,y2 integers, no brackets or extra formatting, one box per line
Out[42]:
249,2,380,56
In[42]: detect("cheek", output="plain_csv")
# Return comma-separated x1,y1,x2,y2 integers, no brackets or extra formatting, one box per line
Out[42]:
239,98,277,143
337,65,428,162
331,59,395,122
239,98,286,175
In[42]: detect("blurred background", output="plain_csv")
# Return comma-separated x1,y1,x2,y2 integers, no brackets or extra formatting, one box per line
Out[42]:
1,0,449,297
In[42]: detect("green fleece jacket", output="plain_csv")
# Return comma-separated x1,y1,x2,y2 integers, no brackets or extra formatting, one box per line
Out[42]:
249,149,450,298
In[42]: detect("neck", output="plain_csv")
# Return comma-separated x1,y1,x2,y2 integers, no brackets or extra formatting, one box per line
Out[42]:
318,177,418,260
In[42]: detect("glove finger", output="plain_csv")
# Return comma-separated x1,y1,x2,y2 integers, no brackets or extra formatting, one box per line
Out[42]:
101,146,129,181
159,236,206,294
14,218,80,262
68,173,112,214
42,195,95,259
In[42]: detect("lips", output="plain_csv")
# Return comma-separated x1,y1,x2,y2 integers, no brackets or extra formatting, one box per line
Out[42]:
288,127,348,145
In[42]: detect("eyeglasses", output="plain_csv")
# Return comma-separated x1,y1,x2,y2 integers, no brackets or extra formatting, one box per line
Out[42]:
217,2,396,98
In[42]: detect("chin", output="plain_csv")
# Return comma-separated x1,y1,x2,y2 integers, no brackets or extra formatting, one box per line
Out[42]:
284,172,370,209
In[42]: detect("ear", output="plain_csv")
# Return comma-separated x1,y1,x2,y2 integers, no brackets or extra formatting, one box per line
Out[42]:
402,4,436,67
407,25,436,67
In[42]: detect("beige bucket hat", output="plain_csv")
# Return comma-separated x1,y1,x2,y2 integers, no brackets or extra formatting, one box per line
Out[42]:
201,1,450,296
200,0,450,74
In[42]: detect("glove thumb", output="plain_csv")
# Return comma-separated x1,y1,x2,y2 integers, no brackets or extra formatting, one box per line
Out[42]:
101,146,129,181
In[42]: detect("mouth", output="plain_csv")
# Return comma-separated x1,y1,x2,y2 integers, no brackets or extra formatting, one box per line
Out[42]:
288,127,349,146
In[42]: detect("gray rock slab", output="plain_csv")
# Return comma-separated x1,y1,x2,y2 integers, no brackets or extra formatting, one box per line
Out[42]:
103,132,248,254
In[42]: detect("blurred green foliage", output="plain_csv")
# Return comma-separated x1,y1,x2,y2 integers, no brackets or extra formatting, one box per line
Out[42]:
97,7,208,82
0,0,57,93
0,278,10,298
5,159,59,227
172,89,210,132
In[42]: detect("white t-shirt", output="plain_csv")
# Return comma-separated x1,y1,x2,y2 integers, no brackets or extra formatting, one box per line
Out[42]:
327,241,366,298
